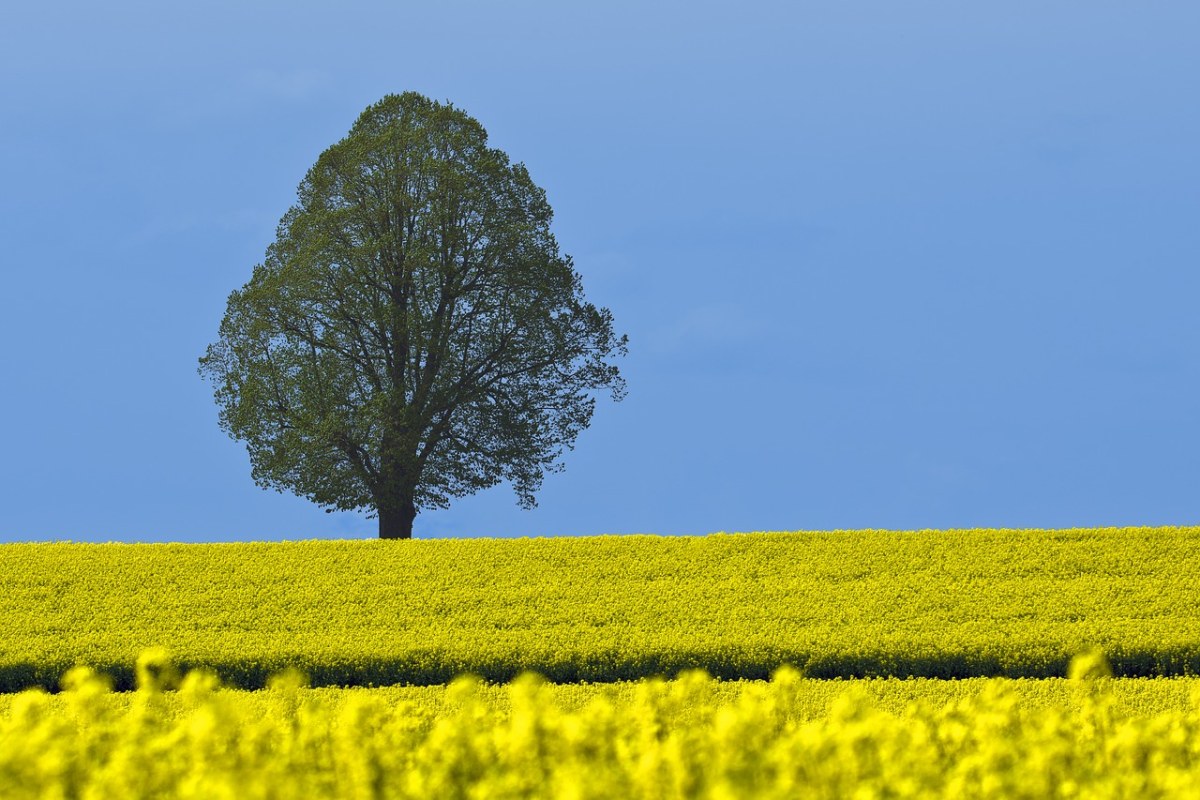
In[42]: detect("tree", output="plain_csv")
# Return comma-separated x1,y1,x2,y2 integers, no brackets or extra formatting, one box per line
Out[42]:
198,92,628,539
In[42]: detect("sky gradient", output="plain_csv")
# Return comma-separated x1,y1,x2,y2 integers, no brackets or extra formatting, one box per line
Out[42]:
2,2,1198,541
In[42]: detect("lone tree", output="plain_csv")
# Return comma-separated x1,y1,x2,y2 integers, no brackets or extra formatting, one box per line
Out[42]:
199,92,627,539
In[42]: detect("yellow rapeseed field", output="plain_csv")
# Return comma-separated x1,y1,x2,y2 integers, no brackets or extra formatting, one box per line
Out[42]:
2,651,1199,799
2,527,1199,688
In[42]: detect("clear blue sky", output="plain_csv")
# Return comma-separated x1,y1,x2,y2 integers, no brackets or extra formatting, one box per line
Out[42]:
2,2,1197,541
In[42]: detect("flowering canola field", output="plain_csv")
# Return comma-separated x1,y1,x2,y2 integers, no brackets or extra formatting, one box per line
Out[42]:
2,652,1199,799
3,527,1200,689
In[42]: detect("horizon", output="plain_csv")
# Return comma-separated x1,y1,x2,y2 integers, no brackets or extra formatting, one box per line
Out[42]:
3,523,1188,547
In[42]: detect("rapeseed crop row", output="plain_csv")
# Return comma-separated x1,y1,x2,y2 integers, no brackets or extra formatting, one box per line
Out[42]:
3,652,1199,799
3,527,1199,689
3,659,1196,722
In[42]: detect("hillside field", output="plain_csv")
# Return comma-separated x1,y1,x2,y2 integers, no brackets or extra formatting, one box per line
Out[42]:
3,526,1199,690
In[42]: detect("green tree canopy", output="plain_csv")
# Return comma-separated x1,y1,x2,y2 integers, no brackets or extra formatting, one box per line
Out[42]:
199,92,627,538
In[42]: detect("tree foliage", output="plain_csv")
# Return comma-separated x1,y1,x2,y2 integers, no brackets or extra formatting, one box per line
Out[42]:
199,92,627,537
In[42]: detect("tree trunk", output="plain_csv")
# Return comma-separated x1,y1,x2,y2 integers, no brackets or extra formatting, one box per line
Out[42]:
378,495,416,539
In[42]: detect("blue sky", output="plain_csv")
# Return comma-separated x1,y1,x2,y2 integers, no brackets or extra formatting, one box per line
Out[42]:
2,2,1198,541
